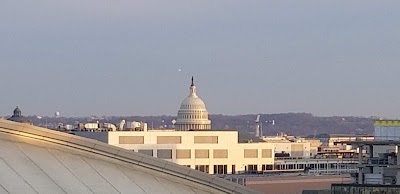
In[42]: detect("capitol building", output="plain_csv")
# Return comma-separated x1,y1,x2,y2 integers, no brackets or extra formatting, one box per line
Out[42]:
175,77,211,130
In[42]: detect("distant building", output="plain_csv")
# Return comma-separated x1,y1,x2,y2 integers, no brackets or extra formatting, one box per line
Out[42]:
331,120,400,188
175,77,211,130
374,120,400,141
373,120,400,157
7,106,31,124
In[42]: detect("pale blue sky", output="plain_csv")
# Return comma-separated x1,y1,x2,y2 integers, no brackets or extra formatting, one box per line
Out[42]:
1,1,400,117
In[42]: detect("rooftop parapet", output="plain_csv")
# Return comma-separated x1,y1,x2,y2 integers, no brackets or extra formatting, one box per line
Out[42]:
374,120,400,127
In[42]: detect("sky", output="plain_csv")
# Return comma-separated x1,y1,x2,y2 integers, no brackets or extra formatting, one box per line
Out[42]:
1,1,400,118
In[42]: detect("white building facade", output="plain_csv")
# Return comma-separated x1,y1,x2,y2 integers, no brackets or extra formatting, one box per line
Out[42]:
107,130,275,174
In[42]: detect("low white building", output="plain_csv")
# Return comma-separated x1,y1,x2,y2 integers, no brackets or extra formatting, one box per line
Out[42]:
74,128,335,175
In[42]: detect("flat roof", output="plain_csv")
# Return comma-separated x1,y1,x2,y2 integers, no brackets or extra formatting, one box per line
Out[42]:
334,140,400,146
374,120,400,127
332,183,400,188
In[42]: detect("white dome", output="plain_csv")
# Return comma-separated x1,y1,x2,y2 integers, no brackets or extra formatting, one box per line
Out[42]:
180,96,207,110
175,77,211,131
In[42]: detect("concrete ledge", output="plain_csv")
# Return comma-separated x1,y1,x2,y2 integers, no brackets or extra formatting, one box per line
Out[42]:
93,143,121,156
116,149,143,164
211,177,238,192
69,137,97,149
187,170,214,184
163,163,191,177
139,156,169,170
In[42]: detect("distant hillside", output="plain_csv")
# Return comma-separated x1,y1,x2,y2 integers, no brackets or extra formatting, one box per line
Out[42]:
19,113,375,137
209,113,375,136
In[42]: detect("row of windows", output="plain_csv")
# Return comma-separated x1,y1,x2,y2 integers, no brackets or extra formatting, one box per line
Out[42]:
136,149,227,159
193,165,231,174
245,163,341,172
244,149,273,158
181,105,204,109
119,135,218,144
186,163,351,174
178,114,208,120
136,148,273,159
274,163,345,170
175,124,211,130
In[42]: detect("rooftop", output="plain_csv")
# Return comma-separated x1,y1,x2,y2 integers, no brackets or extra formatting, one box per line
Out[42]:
0,119,258,194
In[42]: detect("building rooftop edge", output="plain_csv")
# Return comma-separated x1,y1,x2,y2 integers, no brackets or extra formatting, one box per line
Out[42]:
0,119,258,194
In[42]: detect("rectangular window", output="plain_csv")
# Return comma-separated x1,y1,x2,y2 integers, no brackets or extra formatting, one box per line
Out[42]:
244,149,258,158
213,165,228,174
291,144,304,157
213,149,228,158
138,149,153,156
119,136,144,144
262,149,272,158
262,164,273,171
157,149,172,159
176,149,191,159
247,164,258,172
195,149,209,159
194,136,218,144
157,136,181,144
195,165,209,173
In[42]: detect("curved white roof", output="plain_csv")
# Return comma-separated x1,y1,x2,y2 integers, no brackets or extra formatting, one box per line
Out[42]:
0,119,257,194
176,77,211,129
180,95,207,110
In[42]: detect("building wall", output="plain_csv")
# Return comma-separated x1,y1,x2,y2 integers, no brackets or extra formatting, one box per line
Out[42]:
374,120,400,141
373,145,398,157
274,142,311,158
106,130,276,174
308,139,322,157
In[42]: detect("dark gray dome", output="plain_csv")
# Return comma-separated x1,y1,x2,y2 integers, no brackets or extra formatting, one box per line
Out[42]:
13,106,22,117
8,106,30,123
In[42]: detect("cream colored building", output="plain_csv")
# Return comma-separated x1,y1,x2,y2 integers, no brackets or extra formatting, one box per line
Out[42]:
76,130,344,175
79,130,275,174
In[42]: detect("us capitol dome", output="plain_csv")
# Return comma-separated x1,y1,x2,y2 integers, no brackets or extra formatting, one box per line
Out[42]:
175,77,211,130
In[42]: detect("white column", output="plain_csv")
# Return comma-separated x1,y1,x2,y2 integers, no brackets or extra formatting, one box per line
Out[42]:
397,145,400,166
358,145,363,184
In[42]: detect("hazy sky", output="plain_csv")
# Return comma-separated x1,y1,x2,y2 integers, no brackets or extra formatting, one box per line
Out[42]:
1,1,400,117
